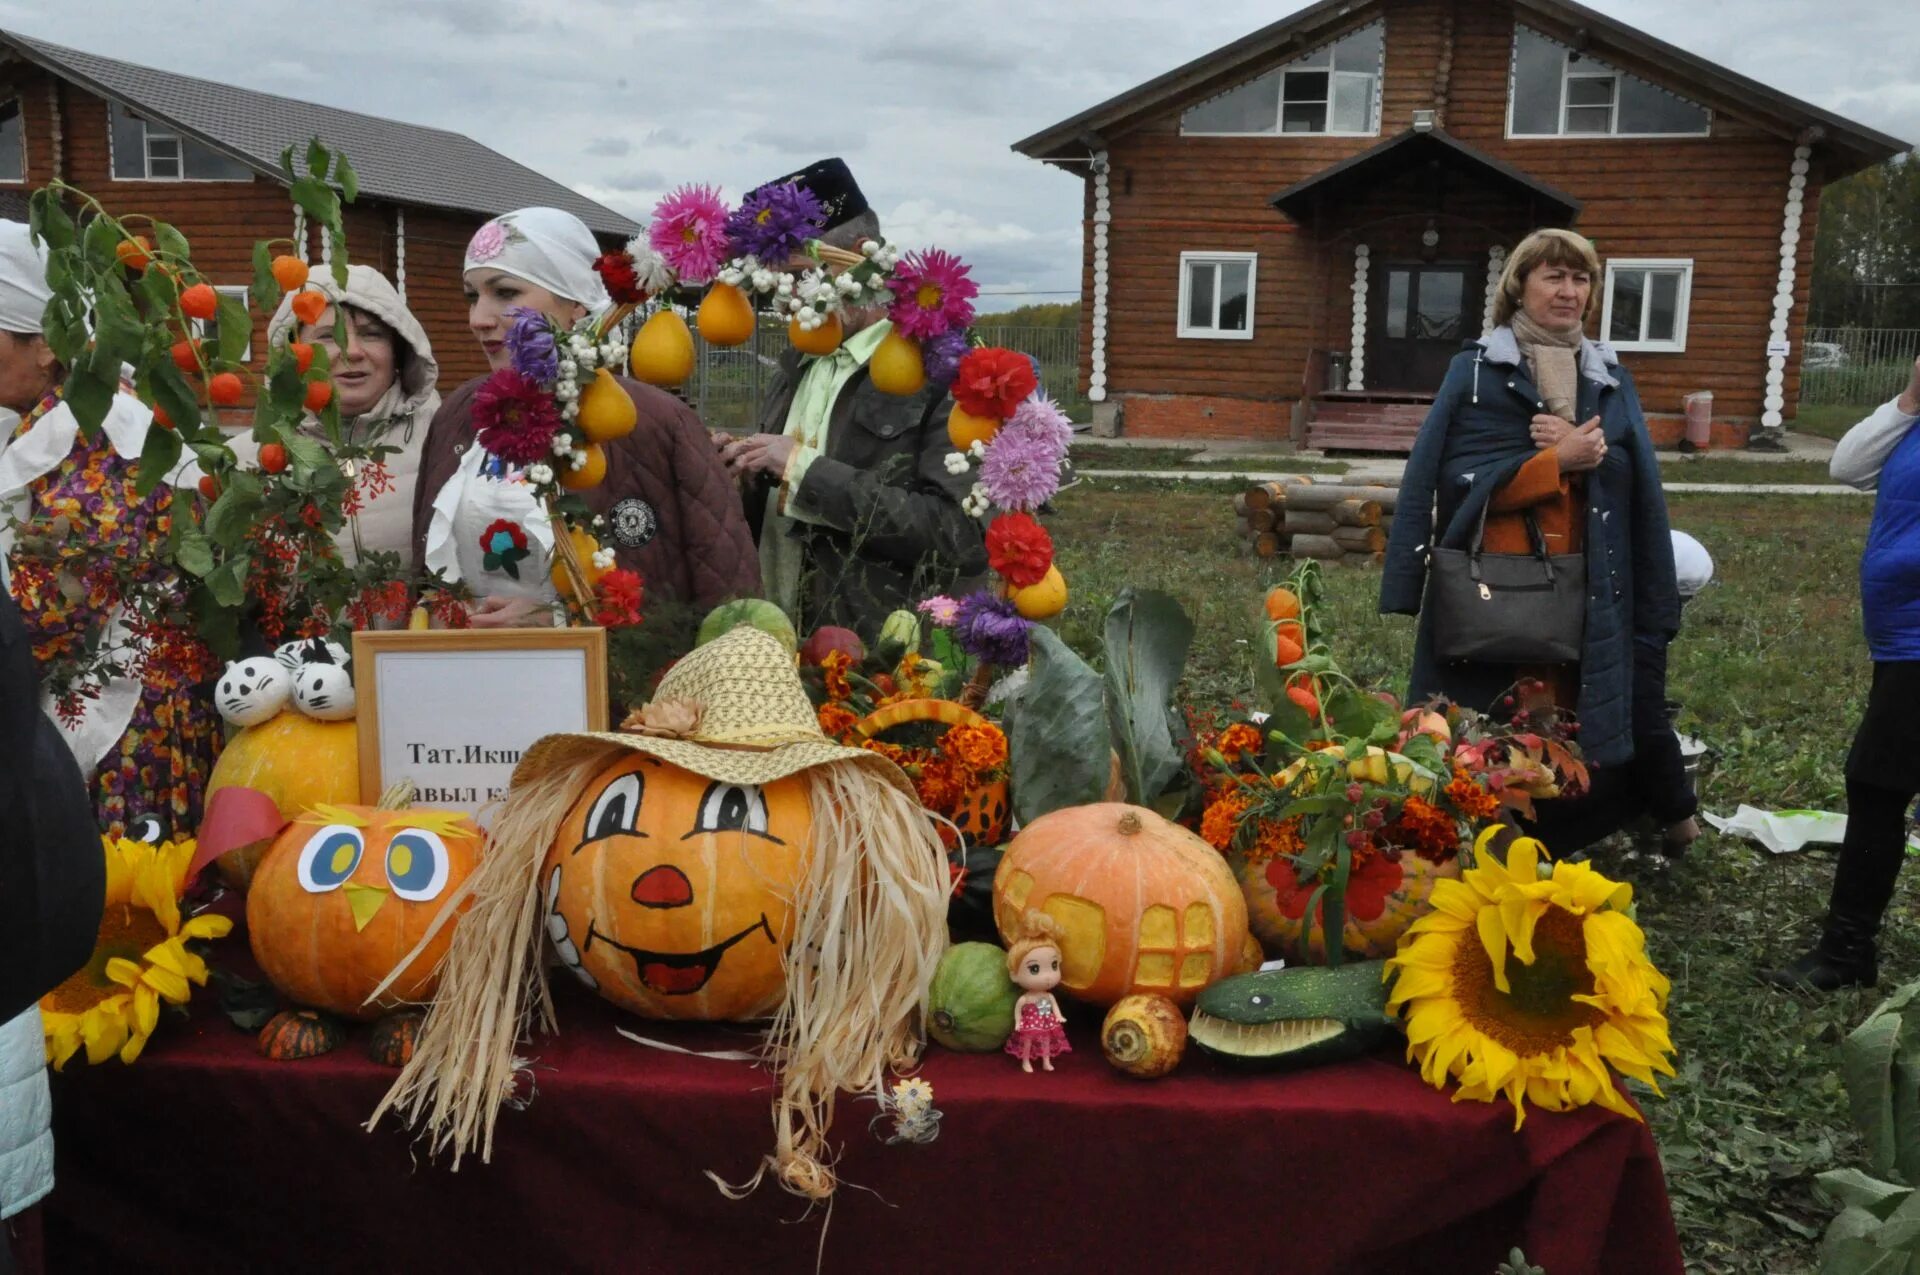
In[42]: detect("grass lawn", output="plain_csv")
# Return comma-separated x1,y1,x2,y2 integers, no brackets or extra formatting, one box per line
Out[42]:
1049,478,1887,1274
1791,404,1880,442
1070,443,1350,475
1660,458,1841,485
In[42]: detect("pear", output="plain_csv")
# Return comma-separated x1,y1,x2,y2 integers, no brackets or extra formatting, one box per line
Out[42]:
696,282,757,348
948,403,1002,451
869,330,927,396
577,367,637,442
630,310,696,387
788,313,844,357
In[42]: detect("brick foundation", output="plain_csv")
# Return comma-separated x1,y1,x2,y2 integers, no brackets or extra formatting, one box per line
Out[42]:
1644,414,1753,450
1118,394,1292,441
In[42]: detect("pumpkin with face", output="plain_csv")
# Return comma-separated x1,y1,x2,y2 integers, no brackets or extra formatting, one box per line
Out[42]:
543,755,812,1021
249,805,485,1021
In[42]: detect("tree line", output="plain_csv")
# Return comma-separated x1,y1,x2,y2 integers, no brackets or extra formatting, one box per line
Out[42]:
1811,151,1920,330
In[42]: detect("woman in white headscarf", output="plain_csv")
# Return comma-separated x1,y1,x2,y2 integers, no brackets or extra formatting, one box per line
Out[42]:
410,207,758,629
232,264,439,564
0,219,216,839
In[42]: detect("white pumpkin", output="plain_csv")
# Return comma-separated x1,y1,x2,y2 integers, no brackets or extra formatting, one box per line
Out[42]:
274,637,350,673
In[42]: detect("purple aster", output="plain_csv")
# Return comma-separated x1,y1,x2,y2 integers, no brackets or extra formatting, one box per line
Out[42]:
979,421,1065,513
1004,391,1074,455
923,330,971,387
725,182,827,264
953,591,1033,667
504,307,558,385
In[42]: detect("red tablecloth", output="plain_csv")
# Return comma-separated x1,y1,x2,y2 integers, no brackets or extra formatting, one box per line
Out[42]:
46,980,1681,1274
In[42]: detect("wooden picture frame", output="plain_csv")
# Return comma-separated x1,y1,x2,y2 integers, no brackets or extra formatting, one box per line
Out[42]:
352,628,608,821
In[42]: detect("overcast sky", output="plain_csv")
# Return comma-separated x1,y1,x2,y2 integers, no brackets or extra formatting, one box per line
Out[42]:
8,0,1916,311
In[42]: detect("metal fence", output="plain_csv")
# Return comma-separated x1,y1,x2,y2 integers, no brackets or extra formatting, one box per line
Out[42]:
1801,327,1920,406
678,319,1087,430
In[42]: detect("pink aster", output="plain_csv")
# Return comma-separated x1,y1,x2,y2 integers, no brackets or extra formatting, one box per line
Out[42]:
979,424,1063,513
917,595,961,627
648,184,732,285
886,248,978,341
1003,391,1074,455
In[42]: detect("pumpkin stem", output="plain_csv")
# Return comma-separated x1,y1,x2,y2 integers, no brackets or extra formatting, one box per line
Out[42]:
378,780,416,811
1118,810,1143,836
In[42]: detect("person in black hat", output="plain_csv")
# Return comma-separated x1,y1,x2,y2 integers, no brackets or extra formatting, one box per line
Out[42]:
715,159,984,638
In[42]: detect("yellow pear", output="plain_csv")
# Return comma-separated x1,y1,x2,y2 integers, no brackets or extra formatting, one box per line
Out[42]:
869,330,927,396
788,313,844,357
948,403,1002,452
551,525,612,600
1010,564,1067,620
696,282,757,348
577,367,637,442
630,310,695,386
406,606,431,631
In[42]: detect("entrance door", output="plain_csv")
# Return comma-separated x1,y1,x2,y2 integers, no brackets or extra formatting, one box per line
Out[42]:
1367,264,1476,391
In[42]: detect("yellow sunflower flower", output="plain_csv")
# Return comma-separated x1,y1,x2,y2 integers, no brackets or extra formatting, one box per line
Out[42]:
41,836,232,1069
1384,828,1674,1128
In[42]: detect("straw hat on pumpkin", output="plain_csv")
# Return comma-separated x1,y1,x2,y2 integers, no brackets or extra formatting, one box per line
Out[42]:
371,622,949,1203
513,625,912,794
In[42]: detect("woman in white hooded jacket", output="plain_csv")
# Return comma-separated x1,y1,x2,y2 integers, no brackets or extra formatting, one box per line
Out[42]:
231,264,439,565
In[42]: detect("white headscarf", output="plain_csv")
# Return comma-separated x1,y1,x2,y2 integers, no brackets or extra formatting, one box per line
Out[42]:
0,220,52,335
463,207,610,311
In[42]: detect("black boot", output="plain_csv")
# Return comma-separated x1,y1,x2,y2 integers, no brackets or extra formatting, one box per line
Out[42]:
1764,913,1879,992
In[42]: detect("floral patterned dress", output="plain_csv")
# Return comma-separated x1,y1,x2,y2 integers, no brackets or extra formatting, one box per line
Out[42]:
5,391,218,837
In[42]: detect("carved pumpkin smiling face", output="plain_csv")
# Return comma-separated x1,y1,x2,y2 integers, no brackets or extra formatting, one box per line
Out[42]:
542,754,812,1021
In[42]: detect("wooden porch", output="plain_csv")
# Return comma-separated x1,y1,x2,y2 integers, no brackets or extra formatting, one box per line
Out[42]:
1306,389,1434,453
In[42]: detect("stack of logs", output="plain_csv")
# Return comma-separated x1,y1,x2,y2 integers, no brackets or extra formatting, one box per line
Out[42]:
1233,478,1401,565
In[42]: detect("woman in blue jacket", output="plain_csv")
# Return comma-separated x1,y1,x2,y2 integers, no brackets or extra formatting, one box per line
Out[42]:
1769,356,1920,991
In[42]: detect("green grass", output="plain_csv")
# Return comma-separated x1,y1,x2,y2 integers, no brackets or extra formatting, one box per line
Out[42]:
1070,444,1350,475
1791,404,1881,442
1661,459,1840,485
1049,480,1884,1274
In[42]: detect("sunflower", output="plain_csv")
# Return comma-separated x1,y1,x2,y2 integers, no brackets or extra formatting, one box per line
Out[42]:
41,836,232,1069
1384,828,1674,1128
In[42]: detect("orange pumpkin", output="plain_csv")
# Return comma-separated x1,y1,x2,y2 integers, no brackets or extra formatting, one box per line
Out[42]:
248,804,484,1020
202,713,359,890
992,804,1248,1009
542,755,813,1021
1237,847,1462,963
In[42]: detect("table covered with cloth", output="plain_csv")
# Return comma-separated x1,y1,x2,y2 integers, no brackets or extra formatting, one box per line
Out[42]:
45,979,1682,1274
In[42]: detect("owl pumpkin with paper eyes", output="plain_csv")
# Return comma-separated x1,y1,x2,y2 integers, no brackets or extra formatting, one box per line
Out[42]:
247,805,484,1060
543,755,813,1022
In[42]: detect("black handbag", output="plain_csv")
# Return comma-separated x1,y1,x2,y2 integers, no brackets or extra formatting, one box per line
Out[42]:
1428,499,1586,664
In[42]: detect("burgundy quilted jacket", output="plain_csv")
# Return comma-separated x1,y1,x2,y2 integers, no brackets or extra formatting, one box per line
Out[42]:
411,376,761,612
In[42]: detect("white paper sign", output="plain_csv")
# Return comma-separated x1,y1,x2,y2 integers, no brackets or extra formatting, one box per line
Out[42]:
354,630,607,825
1767,339,1791,357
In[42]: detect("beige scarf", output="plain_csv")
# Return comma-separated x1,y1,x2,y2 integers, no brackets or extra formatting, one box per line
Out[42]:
1510,312,1585,423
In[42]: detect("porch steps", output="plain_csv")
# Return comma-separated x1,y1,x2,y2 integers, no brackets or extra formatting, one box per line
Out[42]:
1307,398,1433,454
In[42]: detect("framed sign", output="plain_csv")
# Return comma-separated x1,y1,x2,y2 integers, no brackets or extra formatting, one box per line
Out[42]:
352,628,608,824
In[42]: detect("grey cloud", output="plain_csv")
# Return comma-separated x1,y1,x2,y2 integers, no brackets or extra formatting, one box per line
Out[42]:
583,136,631,157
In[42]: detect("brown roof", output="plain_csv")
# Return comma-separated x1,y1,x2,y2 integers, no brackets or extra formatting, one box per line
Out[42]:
1012,0,1909,177
1270,127,1582,224
0,28,638,235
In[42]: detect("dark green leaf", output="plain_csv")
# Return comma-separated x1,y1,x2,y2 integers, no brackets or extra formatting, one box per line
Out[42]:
42,294,90,365
137,261,182,313
288,177,337,226
174,527,216,577
152,221,191,265
279,144,297,181
28,189,76,250
1324,685,1387,738
1323,837,1350,967
305,137,331,180
81,213,121,267
205,483,264,544
1011,627,1114,824
251,240,282,312
63,368,116,435
187,582,241,661
281,432,331,474
204,558,248,607
134,423,184,497
334,150,359,203
91,282,146,371
215,291,252,365
147,364,203,434
1102,587,1194,805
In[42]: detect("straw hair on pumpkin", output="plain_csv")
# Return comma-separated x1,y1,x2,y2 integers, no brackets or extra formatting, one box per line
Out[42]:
366,743,625,1163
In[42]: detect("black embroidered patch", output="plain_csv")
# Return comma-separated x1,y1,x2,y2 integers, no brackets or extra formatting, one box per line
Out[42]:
608,498,659,548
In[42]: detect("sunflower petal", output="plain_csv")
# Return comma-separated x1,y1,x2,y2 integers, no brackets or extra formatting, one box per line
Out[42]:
103,957,144,988
1477,906,1512,994
141,964,193,1003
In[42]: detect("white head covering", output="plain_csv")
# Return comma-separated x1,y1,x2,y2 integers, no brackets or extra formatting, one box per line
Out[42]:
1671,530,1713,599
0,220,52,335
462,207,610,311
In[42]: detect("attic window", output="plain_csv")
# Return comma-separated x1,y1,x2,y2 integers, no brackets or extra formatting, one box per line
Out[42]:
1181,22,1382,137
0,99,22,182
1508,27,1710,138
108,102,251,181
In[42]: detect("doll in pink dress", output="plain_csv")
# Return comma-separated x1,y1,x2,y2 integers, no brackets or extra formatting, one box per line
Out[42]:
1005,912,1071,1073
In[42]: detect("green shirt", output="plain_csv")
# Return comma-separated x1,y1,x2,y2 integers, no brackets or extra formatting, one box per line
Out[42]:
760,319,893,615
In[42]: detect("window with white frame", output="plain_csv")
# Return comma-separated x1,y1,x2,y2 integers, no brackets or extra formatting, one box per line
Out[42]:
193,286,253,361
108,102,251,181
1178,252,1256,340
0,99,23,182
1181,23,1382,137
1602,259,1692,353
1508,26,1710,138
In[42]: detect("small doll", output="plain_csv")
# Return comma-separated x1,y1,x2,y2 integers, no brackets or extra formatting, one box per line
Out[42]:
1005,911,1071,1073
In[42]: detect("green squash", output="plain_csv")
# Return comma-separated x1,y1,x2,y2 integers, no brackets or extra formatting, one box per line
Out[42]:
928,942,1020,1052
1187,960,1400,1070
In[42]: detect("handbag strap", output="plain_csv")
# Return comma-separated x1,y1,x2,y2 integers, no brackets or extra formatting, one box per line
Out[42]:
1467,492,1555,584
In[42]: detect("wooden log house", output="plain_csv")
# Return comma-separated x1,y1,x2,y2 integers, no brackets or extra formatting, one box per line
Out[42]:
0,29,637,394
1013,0,1910,451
